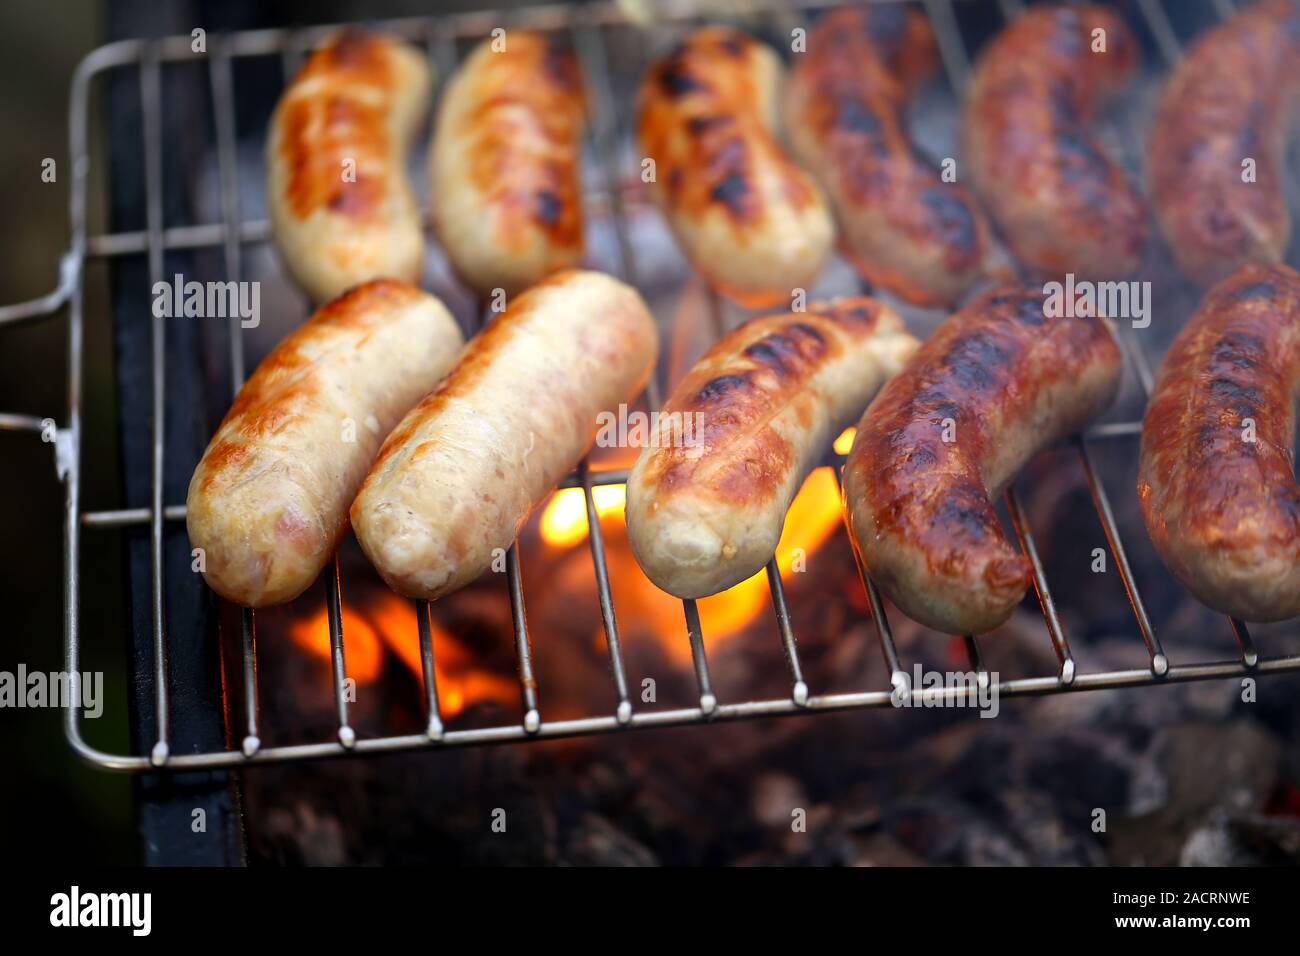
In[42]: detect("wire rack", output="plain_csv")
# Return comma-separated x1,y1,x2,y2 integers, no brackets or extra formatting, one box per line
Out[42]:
1,0,1296,773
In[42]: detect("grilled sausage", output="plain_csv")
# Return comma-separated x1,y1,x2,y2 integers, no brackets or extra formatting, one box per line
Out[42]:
187,281,465,607
352,270,657,601
430,31,587,299
843,284,1122,634
1138,263,1300,622
626,298,917,599
785,6,993,307
267,30,431,304
1148,0,1300,286
637,26,834,308
963,6,1146,280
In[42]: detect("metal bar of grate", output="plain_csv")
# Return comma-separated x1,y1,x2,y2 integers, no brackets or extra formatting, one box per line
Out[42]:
325,559,356,748
142,45,172,767
1077,438,1167,675
1005,486,1075,683
578,460,634,723
507,544,542,733
238,610,260,756
765,561,809,706
416,599,446,739
833,466,909,698
0,0,1289,774
681,600,718,715
963,635,988,690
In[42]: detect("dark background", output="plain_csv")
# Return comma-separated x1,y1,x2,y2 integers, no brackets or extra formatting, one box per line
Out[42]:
0,0,519,868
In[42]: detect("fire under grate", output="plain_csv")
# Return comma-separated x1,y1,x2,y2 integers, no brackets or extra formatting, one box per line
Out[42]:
1,0,1297,773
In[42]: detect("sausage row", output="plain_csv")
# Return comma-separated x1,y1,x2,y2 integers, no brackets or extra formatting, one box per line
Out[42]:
189,8,1298,635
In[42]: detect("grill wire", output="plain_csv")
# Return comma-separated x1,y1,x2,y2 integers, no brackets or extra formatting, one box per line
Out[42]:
0,0,1297,772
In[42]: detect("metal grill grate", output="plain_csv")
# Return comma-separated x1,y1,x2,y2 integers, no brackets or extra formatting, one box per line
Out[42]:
1,0,1297,773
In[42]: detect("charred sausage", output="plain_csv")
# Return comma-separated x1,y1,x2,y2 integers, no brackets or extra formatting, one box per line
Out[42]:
430,31,587,298
963,6,1146,280
1148,0,1300,285
637,26,834,308
267,30,431,304
785,6,993,307
351,270,658,601
843,284,1122,634
1138,262,1300,622
186,280,465,607
626,298,917,598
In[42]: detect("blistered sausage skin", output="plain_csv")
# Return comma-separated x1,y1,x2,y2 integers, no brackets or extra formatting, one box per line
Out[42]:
431,31,587,298
785,7,993,307
626,298,917,599
352,270,657,601
637,27,834,308
963,6,1146,280
1148,0,1300,286
843,285,1122,634
186,281,465,607
1138,263,1300,622
267,30,431,304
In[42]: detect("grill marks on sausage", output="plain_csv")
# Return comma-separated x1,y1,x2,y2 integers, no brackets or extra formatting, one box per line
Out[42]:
1142,264,1300,547
460,33,587,251
964,6,1146,277
793,7,989,286
639,27,816,230
650,303,881,502
278,31,397,222
1138,264,1300,610
1148,0,1300,281
849,284,1117,583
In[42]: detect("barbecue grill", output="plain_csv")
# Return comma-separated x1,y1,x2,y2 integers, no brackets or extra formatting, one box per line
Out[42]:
0,0,1296,784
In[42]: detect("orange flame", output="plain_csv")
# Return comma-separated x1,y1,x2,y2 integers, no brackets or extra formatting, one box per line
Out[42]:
535,466,847,666
540,485,626,548
289,606,384,682
288,591,515,717
694,466,845,645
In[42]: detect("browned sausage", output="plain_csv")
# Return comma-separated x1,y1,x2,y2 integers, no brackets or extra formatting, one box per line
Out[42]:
785,6,993,307
267,30,431,304
430,30,587,298
351,270,657,601
1138,262,1300,622
187,281,464,607
637,26,835,307
1148,0,1300,286
963,5,1147,280
843,284,1122,634
626,298,917,598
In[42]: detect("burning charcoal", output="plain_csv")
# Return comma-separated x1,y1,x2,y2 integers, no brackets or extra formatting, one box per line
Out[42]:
557,813,659,866
1181,813,1300,867
750,772,809,828
1110,721,1281,866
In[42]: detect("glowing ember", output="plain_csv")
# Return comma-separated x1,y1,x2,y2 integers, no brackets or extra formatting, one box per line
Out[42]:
833,427,856,455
